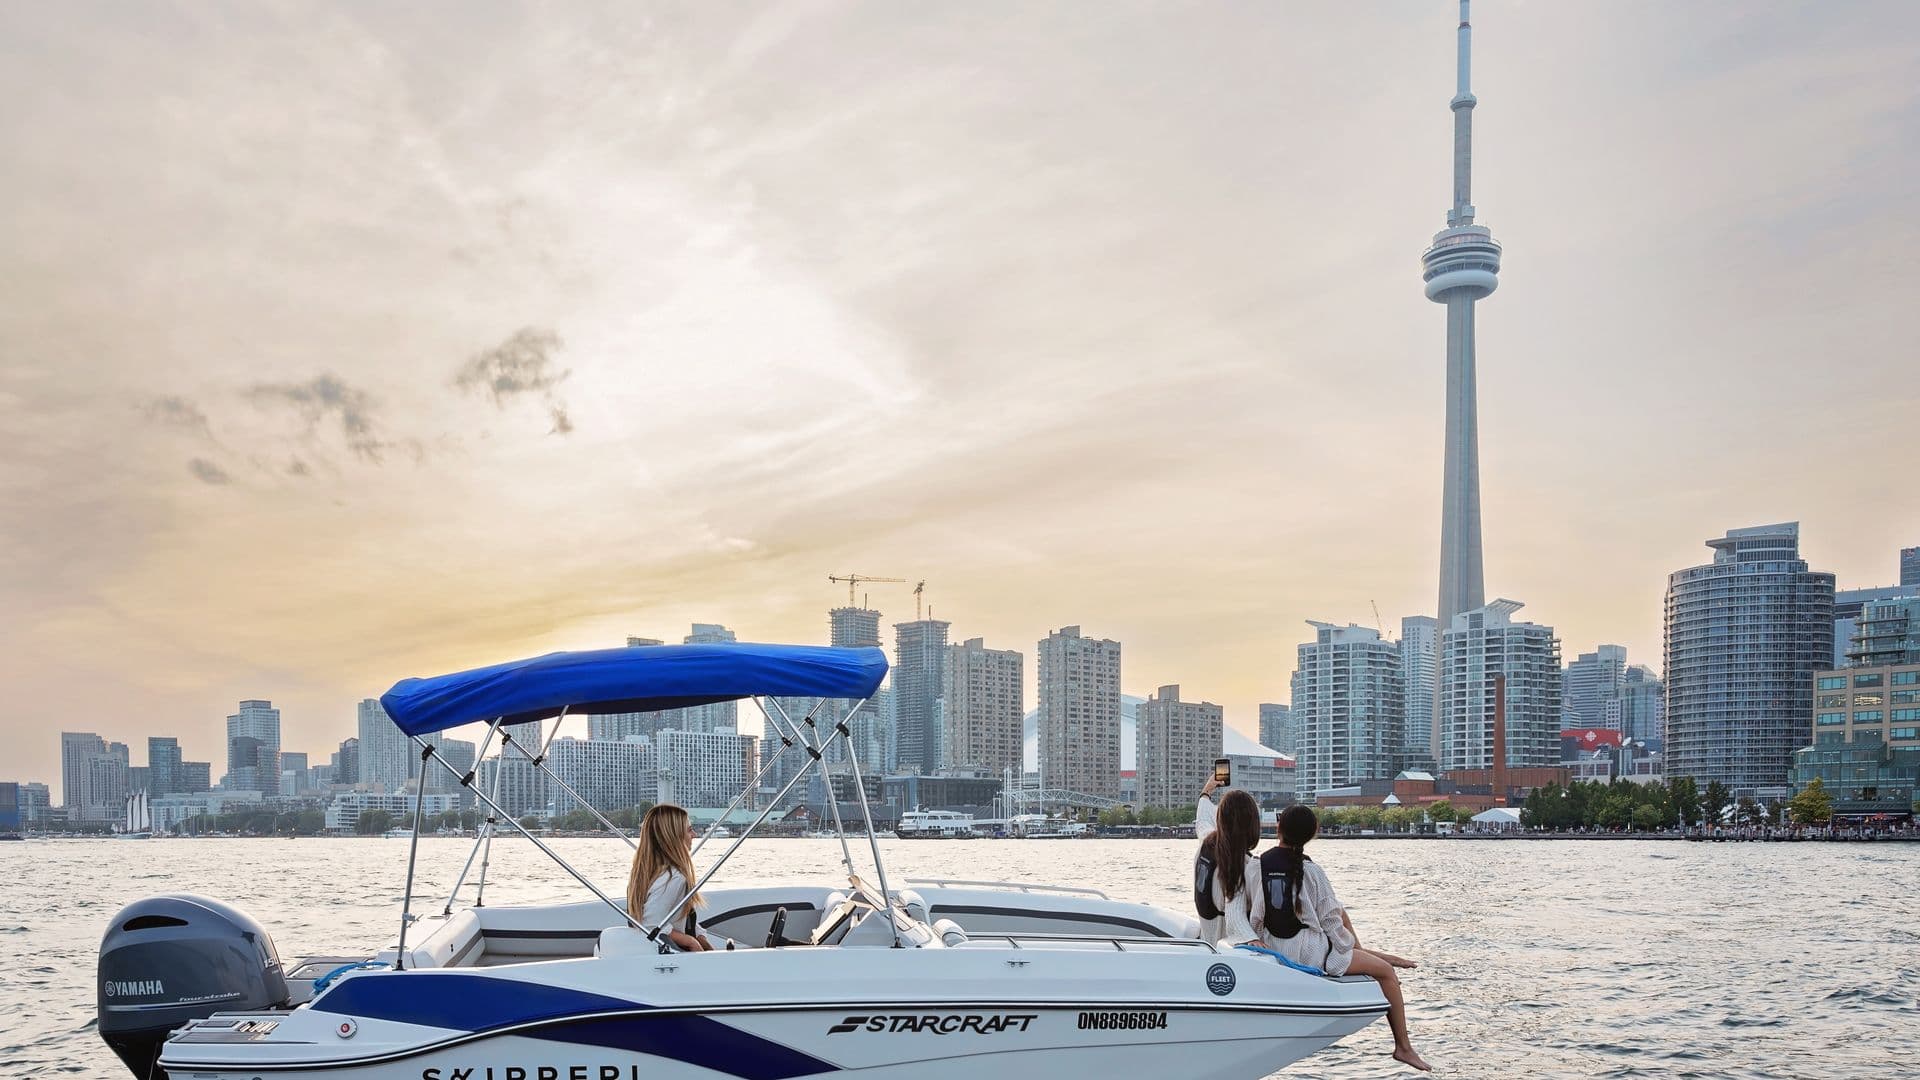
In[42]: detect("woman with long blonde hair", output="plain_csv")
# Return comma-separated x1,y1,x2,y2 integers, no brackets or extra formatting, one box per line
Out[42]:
626,804,723,951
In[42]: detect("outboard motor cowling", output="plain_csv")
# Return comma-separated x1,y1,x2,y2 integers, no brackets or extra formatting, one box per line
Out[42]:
98,894,290,1079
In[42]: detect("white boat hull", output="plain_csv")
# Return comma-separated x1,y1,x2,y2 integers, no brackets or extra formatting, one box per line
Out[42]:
162,940,1384,1080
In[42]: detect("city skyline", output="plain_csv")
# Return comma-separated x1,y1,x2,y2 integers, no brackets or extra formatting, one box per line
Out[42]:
4,3,1919,788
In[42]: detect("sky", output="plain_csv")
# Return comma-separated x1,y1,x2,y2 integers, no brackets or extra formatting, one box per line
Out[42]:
3,2,1917,797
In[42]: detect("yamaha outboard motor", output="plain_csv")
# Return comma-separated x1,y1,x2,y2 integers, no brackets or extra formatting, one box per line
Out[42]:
98,894,290,1079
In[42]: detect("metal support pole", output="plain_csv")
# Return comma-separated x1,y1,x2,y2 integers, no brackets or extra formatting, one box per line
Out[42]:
539,710,565,756
693,697,801,857
394,739,435,970
443,718,505,915
473,733,508,908
650,719,846,949
835,701,902,947
505,735,637,850
770,697,855,876
423,744,639,928
749,697,825,841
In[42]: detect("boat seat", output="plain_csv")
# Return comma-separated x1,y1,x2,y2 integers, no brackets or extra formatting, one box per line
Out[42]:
809,892,854,946
408,908,483,969
810,891,871,941
891,889,928,923
597,926,670,958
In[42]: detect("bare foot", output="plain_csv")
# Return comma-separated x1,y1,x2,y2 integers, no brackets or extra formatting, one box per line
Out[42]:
1393,1046,1432,1072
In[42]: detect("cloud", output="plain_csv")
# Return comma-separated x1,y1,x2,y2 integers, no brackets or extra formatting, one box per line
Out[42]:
245,373,390,462
186,458,232,485
287,457,311,477
143,396,213,438
455,328,571,432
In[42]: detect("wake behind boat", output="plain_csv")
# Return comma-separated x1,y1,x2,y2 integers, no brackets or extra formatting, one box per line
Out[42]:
97,642,1385,1079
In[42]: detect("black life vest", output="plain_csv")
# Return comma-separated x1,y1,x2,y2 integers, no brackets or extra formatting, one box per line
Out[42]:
1193,845,1223,921
1259,847,1310,939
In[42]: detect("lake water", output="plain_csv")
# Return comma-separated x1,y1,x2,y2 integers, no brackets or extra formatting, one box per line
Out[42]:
4,837,1915,1078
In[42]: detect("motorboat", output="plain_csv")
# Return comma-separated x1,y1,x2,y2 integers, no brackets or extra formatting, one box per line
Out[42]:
98,642,1386,1080
894,809,978,838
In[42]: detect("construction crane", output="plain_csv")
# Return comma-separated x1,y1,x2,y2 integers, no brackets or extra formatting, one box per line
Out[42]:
913,580,927,620
1371,600,1389,640
828,573,906,607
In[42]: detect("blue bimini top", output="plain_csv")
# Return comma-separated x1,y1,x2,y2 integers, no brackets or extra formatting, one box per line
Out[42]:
379,643,888,737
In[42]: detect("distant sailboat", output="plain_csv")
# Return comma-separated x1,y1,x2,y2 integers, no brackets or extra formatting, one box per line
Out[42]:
119,792,152,839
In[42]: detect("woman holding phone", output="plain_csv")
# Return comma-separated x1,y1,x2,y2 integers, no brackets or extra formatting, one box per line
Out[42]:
1191,760,1234,938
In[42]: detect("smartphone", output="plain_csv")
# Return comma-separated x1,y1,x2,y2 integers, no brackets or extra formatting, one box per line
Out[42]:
1213,758,1231,786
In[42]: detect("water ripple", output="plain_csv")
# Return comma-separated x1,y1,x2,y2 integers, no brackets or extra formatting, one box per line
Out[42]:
3,836,1917,1078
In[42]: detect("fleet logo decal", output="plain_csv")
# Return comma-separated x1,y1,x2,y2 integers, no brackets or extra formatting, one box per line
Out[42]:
103,979,165,998
1206,963,1237,996
827,1013,1038,1035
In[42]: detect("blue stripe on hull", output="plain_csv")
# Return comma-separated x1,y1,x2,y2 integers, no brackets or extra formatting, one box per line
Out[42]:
313,974,638,1032
529,1015,833,1079
312,974,838,1079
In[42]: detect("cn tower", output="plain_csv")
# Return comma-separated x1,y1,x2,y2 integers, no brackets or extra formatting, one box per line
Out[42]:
1423,0,1501,629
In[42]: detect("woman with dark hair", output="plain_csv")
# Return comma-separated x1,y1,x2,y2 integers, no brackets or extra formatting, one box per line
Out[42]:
1194,788,1263,944
1254,805,1428,1071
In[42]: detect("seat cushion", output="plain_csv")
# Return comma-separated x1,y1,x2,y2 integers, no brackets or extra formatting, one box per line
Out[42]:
409,908,483,969
597,926,659,958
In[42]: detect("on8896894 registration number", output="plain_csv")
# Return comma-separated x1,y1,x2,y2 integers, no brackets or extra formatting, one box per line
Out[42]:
1076,1010,1169,1031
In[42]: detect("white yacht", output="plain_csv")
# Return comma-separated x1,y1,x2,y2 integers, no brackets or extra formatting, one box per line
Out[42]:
894,809,978,839
97,643,1385,1080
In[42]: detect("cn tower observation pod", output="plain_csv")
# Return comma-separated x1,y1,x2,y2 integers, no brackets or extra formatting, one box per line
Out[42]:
1421,224,1502,301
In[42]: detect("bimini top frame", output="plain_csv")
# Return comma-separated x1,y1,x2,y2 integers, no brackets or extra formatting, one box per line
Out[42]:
379,643,896,965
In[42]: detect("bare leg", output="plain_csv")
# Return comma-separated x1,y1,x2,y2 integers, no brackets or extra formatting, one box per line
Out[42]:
1342,912,1416,968
1345,950,1429,1071
1356,944,1418,970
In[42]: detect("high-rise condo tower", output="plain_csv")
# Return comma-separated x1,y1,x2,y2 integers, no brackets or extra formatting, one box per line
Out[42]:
1423,0,1502,627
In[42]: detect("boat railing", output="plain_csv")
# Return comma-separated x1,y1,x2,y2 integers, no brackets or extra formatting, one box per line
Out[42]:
957,930,1216,953
906,877,1112,899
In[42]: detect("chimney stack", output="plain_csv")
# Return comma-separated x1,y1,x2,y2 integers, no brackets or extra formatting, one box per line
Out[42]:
1492,672,1509,805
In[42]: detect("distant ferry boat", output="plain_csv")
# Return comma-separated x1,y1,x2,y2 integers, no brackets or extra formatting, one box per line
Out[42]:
382,828,415,840
894,810,978,839
1005,813,1089,839
1024,821,1091,840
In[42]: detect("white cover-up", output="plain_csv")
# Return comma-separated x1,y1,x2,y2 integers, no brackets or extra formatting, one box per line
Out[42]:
1258,859,1355,976
639,868,726,949
1194,796,1263,946
1194,796,1221,942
